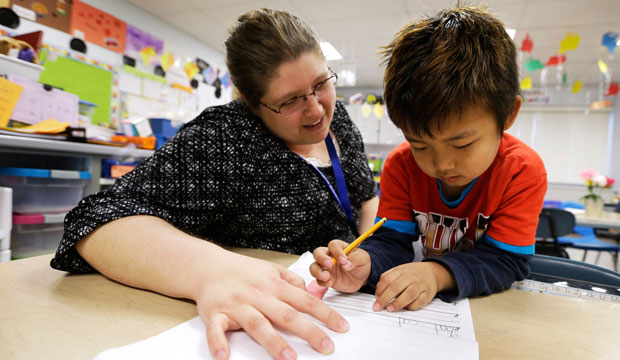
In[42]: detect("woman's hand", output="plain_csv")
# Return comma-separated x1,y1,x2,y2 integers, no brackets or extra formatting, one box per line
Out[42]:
309,239,372,293
193,252,350,360
372,262,455,312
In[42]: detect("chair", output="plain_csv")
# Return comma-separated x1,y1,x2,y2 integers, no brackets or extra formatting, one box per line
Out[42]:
535,208,572,258
528,254,620,293
558,225,619,271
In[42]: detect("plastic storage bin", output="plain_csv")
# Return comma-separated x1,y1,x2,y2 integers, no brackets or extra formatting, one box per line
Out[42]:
11,213,65,259
0,167,90,214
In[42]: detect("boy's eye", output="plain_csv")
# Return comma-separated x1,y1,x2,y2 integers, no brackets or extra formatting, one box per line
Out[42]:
455,142,473,150
412,146,427,151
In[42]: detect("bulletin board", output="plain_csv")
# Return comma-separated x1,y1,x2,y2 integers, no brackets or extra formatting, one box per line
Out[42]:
70,0,126,53
9,0,73,33
38,49,113,125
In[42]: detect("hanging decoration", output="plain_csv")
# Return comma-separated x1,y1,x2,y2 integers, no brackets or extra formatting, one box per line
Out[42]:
139,46,157,66
520,34,533,53
220,72,232,88
524,58,545,72
520,76,532,90
605,82,619,96
571,80,583,94
559,33,580,53
183,61,199,79
360,103,372,118
601,32,618,53
597,59,608,74
160,52,174,71
202,66,218,85
373,103,384,119
545,53,566,66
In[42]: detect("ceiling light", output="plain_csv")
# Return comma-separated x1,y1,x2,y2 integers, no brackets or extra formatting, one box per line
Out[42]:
506,28,516,40
617,39,620,46
320,42,343,61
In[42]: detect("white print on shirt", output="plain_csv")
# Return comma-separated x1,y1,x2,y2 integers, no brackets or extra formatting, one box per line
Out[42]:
413,210,491,258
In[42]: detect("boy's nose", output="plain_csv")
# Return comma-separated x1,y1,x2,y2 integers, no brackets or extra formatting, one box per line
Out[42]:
433,154,456,172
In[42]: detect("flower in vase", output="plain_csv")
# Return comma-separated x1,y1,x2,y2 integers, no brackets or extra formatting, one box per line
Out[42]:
580,169,615,202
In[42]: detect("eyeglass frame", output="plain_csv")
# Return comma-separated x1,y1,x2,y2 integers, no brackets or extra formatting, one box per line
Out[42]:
259,68,338,116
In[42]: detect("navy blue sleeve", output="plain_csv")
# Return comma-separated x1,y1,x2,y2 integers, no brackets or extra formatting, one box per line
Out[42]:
359,226,416,290
425,237,531,302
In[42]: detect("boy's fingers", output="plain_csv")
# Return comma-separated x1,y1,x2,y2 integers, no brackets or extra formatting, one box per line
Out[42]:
386,287,423,312
309,262,331,282
312,246,334,270
374,279,406,309
327,240,350,265
405,291,431,311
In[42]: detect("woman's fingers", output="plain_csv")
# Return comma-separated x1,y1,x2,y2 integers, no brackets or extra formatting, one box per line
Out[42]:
204,313,233,360
278,282,349,335
235,305,297,360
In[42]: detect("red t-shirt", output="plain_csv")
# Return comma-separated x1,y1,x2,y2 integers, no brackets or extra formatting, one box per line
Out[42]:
378,132,547,256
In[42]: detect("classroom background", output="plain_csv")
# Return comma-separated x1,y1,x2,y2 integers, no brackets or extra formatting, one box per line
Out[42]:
0,0,619,270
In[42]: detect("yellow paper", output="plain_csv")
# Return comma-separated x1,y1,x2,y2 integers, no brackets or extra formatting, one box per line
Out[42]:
598,59,608,74
0,77,24,127
184,62,199,79
140,46,157,66
559,33,580,53
160,52,175,71
520,76,532,90
373,103,384,119
571,80,583,94
7,118,71,134
361,103,372,118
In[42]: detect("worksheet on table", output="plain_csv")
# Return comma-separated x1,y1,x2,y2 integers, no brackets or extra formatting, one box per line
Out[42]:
95,252,478,360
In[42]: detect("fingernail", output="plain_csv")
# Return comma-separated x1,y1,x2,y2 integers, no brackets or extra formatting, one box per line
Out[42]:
372,302,381,311
323,260,331,268
387,304,394,312
339,256,347,263
344,260,352,268
321,338,334,354
281,348,295,360
214,350,226,360
339,319,350,331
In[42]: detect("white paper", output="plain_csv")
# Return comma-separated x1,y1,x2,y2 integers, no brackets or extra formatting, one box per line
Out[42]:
95,252,478,359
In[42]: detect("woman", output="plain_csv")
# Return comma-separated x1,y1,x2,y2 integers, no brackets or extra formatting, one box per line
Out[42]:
51,8,378,360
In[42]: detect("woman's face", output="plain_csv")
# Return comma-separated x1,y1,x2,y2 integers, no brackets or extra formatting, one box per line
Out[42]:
256,52,336,147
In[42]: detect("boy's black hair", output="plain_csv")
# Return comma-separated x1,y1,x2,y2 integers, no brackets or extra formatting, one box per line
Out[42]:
381,6,519,138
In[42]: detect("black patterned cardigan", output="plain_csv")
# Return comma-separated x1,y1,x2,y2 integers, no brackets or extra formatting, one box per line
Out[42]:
51,100,377,273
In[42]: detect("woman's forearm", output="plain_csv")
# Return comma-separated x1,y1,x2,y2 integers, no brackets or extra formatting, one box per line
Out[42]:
76,215,229,301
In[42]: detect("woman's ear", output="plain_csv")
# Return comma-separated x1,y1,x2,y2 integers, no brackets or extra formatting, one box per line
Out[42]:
504,95,522,131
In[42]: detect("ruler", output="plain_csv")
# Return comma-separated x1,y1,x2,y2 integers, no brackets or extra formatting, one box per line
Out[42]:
511,279,620,303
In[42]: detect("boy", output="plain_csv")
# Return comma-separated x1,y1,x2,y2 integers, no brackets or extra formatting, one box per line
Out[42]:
310,6,547,311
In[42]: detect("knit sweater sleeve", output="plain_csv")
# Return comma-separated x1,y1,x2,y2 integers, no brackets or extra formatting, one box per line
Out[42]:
51,113,228,273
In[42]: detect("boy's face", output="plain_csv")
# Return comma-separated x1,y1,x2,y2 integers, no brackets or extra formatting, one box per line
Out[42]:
403,101,518,193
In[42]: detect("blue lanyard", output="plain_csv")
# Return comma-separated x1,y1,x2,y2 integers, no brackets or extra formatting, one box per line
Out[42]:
302,133,354,225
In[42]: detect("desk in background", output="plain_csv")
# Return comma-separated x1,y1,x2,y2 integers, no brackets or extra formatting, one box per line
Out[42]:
574,211,620,230
1,249,619,359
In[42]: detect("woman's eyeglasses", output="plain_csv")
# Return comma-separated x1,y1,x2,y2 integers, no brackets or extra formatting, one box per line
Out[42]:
260,70,338,116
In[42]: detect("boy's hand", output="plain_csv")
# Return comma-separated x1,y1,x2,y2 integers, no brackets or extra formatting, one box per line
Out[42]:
309,239,372,293
373,262,455,312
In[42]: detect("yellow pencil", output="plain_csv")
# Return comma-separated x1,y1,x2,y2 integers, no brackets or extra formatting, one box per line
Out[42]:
332,217,387,264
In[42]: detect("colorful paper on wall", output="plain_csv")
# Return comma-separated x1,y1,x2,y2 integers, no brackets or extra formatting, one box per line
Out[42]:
559,33,580,53
220,72,232,88
70,0,126,53
0,77,23,127
373,103,384,119
601,32,618,53
39,49,113,125
546,53,566,66
360,103,372,118
9,0,72,33
524,58,545,72
183,62,199,79
201,66,217,85
571,80,583,94
125,24,164,65
598,59,608,74
520,76,532,90
520,34,533,53
605,82,619,96
160,52,175,71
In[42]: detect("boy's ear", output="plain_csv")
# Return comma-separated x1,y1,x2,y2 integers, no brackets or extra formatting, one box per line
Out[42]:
504,95,522,131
